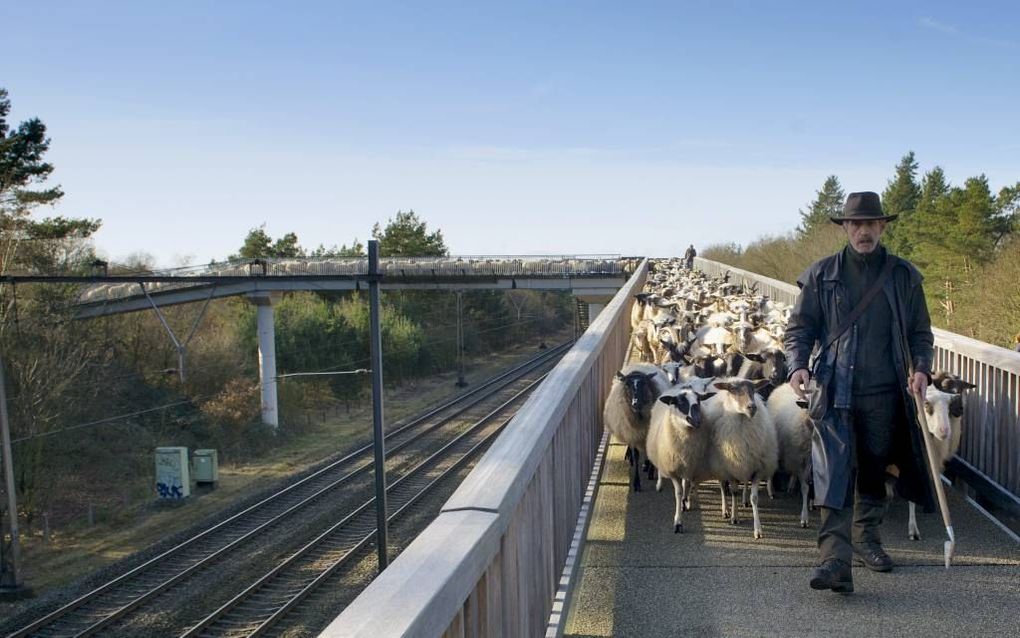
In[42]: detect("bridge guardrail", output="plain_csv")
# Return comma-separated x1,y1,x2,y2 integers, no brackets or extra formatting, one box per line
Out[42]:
694,256,1020,506
320,259,647,637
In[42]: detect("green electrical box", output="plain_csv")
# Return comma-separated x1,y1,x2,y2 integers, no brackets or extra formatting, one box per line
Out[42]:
193,449,219,484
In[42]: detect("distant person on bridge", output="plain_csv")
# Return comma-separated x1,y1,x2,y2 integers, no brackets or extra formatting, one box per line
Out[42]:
683,244,696,269
784,191,936,594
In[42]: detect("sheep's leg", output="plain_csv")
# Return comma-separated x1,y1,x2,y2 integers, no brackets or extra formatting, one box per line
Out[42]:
742,482,749,507
644,458,657,481
730,486,739,525
766,477,774,500
624,446,634,465
671,477,685,533
682,479,695,510
719,482,728,517
787,474,797,495
656,475,664,492
799,471,810,528
908,501,920,540
631,449,642,492
750,477,763,539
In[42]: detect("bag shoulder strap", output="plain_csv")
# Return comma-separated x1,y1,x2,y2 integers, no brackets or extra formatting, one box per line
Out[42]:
819,253,896,354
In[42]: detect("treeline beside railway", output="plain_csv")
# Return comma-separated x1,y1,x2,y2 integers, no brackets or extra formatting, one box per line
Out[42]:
703,152,1020,347
0,88,570,533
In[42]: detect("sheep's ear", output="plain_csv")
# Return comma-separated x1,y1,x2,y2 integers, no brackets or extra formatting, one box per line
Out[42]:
712,381,733,392
615,371,627,382
697,391,717,401
643,372,659,381
931,371,951,390
658,394,677,405
745,353,765,363
956,380,977,392
753,379,772,392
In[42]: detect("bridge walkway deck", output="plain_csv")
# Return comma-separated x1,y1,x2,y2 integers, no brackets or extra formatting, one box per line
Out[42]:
563,439,1020,638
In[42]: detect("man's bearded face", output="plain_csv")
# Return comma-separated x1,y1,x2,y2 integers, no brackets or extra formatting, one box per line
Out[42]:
843,219,886,254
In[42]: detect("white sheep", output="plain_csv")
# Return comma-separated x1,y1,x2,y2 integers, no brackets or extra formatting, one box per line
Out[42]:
702,377,778,539
906,372,976,540
767,383,813,528
646,384,717,533
603,363,670,492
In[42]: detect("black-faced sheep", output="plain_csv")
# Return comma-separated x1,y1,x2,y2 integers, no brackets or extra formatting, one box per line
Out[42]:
646,384,717,533
604,363,670,492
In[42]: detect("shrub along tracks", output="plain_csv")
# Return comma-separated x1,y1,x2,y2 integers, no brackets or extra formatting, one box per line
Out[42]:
6,342,569,638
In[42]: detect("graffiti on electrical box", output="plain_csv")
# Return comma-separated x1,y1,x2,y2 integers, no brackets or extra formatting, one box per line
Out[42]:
156,450,187,499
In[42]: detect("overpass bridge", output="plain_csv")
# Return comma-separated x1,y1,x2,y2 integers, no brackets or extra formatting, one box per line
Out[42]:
3,255,633,428
320,257,1020,637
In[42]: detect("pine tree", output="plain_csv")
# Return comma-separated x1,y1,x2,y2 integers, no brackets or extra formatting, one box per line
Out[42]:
881,152,921,257
900,167,950,270
372,210,448,257
798,176,844,236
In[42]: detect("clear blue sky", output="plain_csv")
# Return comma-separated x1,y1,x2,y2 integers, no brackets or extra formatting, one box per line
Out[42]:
3,1,1018,266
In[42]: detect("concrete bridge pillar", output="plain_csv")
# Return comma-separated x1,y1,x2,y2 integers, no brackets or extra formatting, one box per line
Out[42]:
249,292,281,429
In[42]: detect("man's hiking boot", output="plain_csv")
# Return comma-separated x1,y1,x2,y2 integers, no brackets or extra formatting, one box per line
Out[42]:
854,545,894,572
810,558,854,594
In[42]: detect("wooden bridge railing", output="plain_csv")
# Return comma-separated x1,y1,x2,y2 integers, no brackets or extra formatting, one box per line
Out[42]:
694,256,1020,505
320,260,648,637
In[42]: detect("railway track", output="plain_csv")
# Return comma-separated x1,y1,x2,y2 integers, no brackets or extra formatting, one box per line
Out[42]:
6,343,568,638
183,373,545,637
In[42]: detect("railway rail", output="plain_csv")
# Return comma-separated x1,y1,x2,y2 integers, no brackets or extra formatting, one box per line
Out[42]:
183,373,546,637
5,343,568,638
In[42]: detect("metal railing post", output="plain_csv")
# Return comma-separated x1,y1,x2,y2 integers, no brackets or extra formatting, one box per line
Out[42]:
368,241,389,571
0,352,30,599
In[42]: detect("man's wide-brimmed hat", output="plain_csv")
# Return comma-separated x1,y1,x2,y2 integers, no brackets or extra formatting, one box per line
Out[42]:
829,191,898,224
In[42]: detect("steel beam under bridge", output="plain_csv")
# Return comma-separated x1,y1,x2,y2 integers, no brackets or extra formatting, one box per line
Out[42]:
70,277,627,319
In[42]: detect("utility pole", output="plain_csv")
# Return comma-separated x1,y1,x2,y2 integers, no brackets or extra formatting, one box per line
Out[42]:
0,353,30,600
367,241,388,571
455,291,467,387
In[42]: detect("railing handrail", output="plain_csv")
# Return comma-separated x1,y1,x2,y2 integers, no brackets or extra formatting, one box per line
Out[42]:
320,260,648,637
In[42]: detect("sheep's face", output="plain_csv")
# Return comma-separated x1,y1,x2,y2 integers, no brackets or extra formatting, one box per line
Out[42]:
616,371,659,416
686,355,724,378
761,349,788,387
658,389,717,428
734,324,754,351
923,388,960,441
712,378,770,418
662,362,683,385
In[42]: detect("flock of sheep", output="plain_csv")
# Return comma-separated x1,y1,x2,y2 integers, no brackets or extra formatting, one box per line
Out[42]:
604,258,975,540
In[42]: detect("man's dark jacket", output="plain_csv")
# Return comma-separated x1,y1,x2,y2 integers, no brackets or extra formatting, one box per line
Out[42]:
783,245,937,511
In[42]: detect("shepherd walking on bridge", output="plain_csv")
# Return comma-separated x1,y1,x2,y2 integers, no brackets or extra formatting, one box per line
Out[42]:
784,191,936,594
683,244,696,269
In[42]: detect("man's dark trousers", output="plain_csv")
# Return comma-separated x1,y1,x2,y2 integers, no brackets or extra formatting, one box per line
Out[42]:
818,390,901,564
